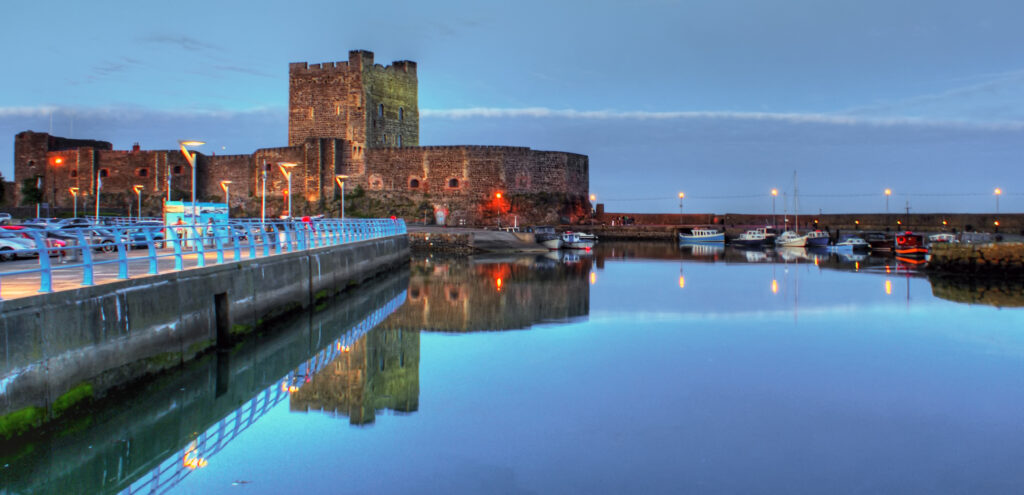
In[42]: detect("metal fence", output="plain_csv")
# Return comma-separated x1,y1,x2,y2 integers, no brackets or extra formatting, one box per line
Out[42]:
0,218,407,300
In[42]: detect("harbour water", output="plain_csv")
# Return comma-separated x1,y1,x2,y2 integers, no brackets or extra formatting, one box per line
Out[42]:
4,242,1024,493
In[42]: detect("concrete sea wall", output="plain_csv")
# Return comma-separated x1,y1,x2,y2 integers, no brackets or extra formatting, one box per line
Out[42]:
0,235,409,438
927,242,1024,274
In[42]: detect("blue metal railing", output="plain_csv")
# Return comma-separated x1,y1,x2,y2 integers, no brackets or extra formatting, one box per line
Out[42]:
0,218,407,300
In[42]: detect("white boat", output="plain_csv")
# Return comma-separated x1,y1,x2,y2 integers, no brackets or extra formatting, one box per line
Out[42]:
529,226,562,250
731,227,775,247
834,237,870,252
679,228,725,243
562,231,595,249
928,233,957,244
775,230,806,247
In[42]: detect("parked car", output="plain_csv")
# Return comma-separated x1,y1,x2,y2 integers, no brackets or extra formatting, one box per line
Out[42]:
0,231,34,261
0,213,12,225
0,228,66,258
125,226,166,248
56,217,93,227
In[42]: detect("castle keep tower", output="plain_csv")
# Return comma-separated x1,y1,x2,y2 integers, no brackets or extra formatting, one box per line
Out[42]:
288,50,419,150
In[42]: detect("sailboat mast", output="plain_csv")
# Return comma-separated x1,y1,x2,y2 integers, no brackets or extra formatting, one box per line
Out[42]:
793,171,799,234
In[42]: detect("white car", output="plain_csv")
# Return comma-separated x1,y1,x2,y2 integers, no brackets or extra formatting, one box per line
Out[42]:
0,231,33,261
0,213,11,225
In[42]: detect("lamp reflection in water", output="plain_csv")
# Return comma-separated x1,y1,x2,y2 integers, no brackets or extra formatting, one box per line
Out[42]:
771,279,779,294
182,440,208,470
885,280,893,295
590,272,597,285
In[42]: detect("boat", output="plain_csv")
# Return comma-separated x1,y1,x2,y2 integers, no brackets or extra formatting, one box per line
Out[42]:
678,228,724,243
894,231,927,257
865,233,893,252
834,236,870,252
731,227,775,247
562,231,595,249
804,230,830,247
528,226,562,250
928,233,957,244
775,230,805,247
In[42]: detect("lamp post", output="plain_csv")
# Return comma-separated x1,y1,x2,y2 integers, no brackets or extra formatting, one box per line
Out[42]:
261,169,267,225
220,180,232,217
179,140,204,225
335,174,349,221
36,177,42,219
771,188,778,228
995,187,1002,214
132,185,144,222
95,176,102,221
678,192,685,223
69,187,79,218
278,162,297,219
589,193,596,226
884,188,891,213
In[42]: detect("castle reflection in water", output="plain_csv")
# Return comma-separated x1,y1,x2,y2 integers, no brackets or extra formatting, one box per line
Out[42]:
288,254,593,425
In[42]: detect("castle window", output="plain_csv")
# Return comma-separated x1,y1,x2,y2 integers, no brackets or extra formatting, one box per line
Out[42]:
136,168,149,178
399,107,404,121
28,160,35,168
448,178,460,188
99,169,109,178
173,166,183,175
409,178,419,189
70,170,78,178
398,135,402,147
378,103,384,118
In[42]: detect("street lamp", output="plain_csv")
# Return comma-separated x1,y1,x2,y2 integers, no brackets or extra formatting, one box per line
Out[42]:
36,177,42,219
589,193,597,226
95,175,102,221
179,140,204,225
132,185,144,222
678,192,685,223
884,188,891,213
261,168,267,225
278,162,297,218
69,187,79,218
995,187,1002,214
220,180,232,217
335,174,349,221
771,188,778,228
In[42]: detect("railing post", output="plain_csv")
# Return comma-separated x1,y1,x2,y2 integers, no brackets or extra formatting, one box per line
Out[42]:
214,225,225,264
29,231,53,293
144,228,158,275
192,225,206,268
77,230,94,286
114,227,129,280
169,227,184,271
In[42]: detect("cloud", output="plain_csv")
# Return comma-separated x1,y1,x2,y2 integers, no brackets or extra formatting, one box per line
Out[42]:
138,34,220,52
421,107,1024,131
212,65,274,78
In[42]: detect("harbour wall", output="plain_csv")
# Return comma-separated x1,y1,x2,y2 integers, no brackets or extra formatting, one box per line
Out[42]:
927,242,1024,274
0,235,409,438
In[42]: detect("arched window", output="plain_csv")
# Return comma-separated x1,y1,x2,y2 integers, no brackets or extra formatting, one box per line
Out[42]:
173,166,183,175
409,178,419,189
378,103,384,118
399,107,404,121
70,170,78,178
448,178,459,188
99,169,109,178
398,135,402,147
28,160,35,168
136,168,149,177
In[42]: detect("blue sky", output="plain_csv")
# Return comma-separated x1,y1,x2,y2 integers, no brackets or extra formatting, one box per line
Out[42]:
2,0,1022,213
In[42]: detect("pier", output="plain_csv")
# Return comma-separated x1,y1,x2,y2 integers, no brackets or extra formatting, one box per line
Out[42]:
0,218,409,439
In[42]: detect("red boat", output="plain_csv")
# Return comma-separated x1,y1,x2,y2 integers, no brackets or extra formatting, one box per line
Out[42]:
894,231,927,257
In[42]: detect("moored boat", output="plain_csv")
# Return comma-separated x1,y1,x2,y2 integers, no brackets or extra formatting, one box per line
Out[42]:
679,228,725,243
562,231,595,249
775,230,805,247
731,227,775,247
894,231,927,257
835,236,870,252
865,233,893,252
804,230,830,247
528,226,562,250
928,233,957,245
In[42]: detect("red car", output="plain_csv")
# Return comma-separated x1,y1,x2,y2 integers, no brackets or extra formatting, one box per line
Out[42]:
0,226,68,256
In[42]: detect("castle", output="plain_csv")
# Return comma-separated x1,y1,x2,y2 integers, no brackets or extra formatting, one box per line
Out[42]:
13,50,590,225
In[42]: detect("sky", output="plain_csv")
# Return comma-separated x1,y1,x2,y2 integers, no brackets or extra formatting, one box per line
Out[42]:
2,0,1022,214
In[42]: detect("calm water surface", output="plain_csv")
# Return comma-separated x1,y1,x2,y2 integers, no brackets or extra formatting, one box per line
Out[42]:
5,243,1024,494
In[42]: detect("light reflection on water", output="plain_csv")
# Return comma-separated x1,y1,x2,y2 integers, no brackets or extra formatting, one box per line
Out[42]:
4,243,1024,494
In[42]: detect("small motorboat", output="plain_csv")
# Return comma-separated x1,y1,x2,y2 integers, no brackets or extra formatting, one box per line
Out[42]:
894,231,927,257
529,226,562,250
865,233,893,252
679,228,725,243
562,231,595,249
928,233,957,245
731,227,775,247
834,237,870,252
775,230,805,247
804,230,830,247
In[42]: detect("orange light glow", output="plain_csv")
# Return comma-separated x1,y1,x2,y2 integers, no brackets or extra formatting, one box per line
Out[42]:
495,192,502,199
496,278,503,291
590,272,597,285
885,265,891,274
183,442,208,470
771,279,778,294
855,261,860,271
994,220,1000,226
68,187,79,196
854,220,859,225
884,188,891,196
771,189,778,197
885,280,892,295
54,157,63,165
897,220,902,225
942,220,948,225
589,194,596,202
